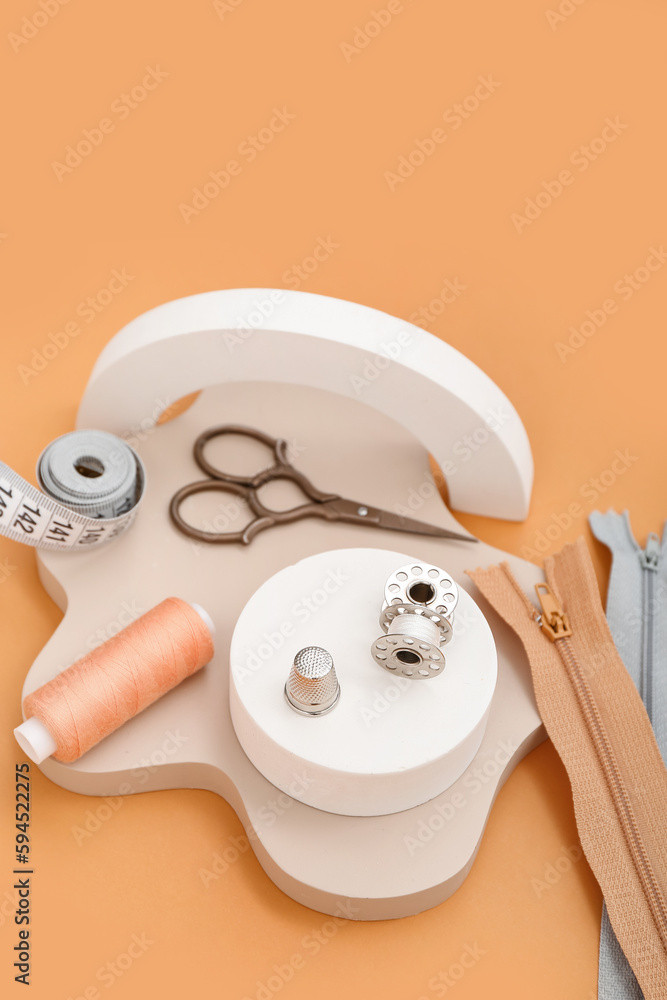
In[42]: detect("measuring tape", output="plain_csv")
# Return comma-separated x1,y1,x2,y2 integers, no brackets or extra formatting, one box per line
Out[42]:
0,430,145,552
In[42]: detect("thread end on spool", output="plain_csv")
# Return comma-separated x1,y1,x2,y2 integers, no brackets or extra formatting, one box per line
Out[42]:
14,717,57,764
188,602,216,639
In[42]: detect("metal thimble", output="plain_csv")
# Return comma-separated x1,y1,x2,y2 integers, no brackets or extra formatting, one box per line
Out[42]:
284,647,340,716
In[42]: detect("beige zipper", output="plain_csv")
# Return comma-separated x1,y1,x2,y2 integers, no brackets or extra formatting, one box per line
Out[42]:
501,563,667,955
468,542,667,997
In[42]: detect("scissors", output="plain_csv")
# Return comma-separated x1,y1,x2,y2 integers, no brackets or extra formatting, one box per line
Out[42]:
169,425,477,546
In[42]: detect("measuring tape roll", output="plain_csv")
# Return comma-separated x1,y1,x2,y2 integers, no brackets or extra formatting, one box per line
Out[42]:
0,430,145,551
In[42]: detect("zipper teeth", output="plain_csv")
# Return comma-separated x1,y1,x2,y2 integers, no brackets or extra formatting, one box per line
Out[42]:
643,566,655,721
556,634,667,952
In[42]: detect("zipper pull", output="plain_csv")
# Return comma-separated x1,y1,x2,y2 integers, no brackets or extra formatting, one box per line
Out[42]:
640,533,660,572
535,583,572,642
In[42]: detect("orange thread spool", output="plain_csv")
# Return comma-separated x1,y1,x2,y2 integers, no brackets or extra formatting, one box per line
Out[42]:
15,598,215,763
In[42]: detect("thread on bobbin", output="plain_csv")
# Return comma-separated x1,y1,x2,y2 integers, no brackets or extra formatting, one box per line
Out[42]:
385,612,440,645
372,605,446,678
16,598,214,763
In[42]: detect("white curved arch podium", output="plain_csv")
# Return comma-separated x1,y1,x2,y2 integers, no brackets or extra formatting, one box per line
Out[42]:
77,288,533,520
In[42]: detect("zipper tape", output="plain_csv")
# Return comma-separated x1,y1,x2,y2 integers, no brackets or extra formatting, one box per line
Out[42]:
590,510,667,1000
467,538,667,1000
0,430,145,551
590,510,666,750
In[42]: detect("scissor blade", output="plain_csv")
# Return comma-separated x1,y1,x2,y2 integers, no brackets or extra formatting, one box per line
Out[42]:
373,508,478,542
325,499,477,542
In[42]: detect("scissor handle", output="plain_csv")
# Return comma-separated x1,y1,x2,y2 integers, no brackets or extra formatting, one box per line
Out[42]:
192,424,336,502
169,479,270,545
169,478,337,545
193,425,282,485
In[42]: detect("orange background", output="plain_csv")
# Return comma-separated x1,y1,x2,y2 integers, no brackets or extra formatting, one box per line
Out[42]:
1,1,666,997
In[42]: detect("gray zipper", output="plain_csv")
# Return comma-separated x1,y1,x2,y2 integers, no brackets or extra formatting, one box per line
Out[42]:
589,511,667,1000
639,532,660,722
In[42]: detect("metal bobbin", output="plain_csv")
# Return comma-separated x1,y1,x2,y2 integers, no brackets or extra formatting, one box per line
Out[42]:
371,563,458,679
383,561,459,619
